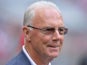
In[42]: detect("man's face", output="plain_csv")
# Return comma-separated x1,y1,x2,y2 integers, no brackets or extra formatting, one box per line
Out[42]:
27,7,64,60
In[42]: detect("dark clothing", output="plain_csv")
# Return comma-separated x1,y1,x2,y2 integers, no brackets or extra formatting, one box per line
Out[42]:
6,50,31,65
79,55,87,65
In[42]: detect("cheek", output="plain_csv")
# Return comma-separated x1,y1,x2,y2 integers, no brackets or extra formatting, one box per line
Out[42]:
31,31,51,45
30,32,50,54
60,36,64,45
61,36,64,43
59,36,64,52
30,31,47,47
41,35,52,44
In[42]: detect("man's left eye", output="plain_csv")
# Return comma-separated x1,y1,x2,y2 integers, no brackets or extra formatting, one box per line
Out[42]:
59,28,64,31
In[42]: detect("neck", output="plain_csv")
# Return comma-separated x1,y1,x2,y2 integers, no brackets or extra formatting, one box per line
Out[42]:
25,43,51,65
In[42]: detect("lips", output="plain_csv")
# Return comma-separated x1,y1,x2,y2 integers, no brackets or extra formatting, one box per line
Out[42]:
47,44,59,48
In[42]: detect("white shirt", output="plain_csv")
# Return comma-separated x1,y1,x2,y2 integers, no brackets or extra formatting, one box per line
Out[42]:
22,45,51,65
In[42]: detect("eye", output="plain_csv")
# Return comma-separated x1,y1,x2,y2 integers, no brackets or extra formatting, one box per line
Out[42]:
45,28,55,31
58,27,65,34
58,27,68,35
41,28,55,34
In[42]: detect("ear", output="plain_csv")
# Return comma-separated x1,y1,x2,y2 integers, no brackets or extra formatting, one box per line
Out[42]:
23,26,29,35
22,26,31,42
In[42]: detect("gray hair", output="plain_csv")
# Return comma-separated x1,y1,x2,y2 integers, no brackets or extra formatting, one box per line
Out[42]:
23,1,61,26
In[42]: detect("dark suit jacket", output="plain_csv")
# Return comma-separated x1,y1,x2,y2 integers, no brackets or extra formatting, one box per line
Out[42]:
6,50,31,65
80,57,87,65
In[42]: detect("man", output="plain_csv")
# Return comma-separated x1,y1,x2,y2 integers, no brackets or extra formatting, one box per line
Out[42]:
6,1,68,65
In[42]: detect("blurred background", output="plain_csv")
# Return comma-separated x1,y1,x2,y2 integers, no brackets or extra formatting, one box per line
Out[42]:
0,0,87,65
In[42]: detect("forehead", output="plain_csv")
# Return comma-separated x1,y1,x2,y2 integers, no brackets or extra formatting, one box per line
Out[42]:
32,7,64,27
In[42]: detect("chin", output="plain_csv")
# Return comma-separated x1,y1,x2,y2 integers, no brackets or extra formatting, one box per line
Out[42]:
47,54,58,61
48,53,59,59
46,47,61,59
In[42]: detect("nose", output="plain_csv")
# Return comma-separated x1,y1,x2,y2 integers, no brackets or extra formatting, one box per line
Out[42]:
52,30,62,41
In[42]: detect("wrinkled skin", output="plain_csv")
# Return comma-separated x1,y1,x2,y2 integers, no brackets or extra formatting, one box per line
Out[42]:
23,6,64,65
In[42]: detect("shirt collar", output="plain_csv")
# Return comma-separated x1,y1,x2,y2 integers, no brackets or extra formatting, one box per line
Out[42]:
22,45,36,65
22,45,51,65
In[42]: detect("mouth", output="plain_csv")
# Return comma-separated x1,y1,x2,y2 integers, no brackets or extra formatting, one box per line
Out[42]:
47,45,59,48
47,44,61,52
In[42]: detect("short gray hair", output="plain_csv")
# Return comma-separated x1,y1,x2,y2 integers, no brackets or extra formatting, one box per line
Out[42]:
23,1,61,26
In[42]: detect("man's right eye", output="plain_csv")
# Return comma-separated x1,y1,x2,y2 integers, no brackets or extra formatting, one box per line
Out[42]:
41,28,55,34
45,28,55,31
